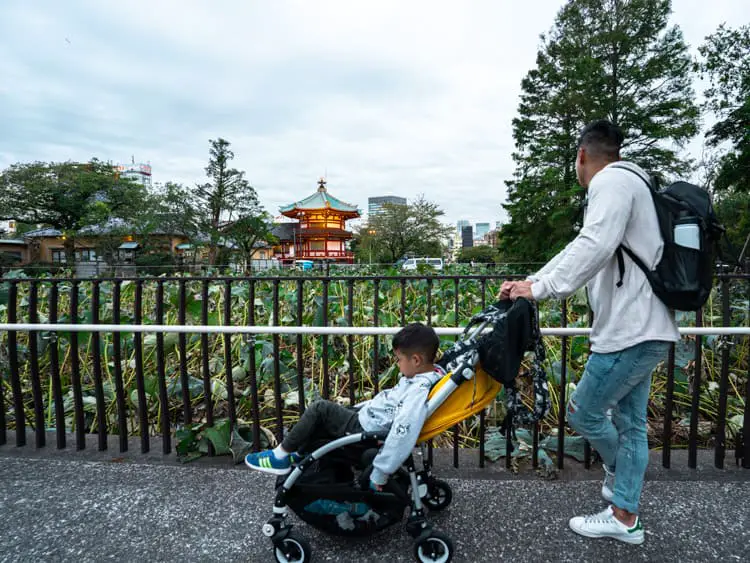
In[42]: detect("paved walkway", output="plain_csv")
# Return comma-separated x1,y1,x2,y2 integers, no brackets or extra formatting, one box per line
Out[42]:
0,438,748,562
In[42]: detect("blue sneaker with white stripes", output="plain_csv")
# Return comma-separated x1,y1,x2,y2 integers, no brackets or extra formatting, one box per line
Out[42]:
244,450,291,475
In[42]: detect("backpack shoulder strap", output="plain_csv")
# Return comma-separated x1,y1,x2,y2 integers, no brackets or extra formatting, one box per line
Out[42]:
617,244,653,284
608,162,654,191
609,163,657,286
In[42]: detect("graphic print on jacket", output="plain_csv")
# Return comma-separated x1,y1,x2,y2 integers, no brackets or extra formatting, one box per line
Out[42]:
357,369,443,485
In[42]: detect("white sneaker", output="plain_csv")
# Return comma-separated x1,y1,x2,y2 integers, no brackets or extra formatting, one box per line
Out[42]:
602,464,615,502
569,505,644,545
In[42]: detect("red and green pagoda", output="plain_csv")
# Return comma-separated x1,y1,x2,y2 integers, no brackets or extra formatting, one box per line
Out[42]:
274,178,361,264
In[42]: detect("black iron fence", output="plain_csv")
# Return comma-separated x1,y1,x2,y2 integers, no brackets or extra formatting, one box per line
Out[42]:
0,273,748,471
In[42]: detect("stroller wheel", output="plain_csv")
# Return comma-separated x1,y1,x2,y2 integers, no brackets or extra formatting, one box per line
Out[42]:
424,480,453,512
413,531,453,563
273,533,311,563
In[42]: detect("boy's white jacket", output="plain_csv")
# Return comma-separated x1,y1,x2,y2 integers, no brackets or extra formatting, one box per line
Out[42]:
357,367,444,485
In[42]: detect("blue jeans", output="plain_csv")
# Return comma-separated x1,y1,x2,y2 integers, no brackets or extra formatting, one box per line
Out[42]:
567,340,670,514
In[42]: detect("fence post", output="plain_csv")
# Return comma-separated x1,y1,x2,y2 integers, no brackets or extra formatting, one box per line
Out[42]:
70,280,84,450
689,308,704,469
557,300,568,470
743,279,750,468
347,278,356,407
296,278,306,415
177,279,192,425
272,279,283,443
247,280,261,451
583,301,592,468
322,278,330,399
91,280,107,451
662,343,676,468
8,282,24,446
453,277,460,469
134,280,149,453
113,280,128,452
156,280,171,454
48,281,65,449
373,278,380,396
0,314,4,445
715,278,732,468
200,279,213,456
479,277,487,469
28,281,45,448
223,279,237,428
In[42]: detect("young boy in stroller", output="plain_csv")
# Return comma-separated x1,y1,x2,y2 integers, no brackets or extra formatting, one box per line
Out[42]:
246,299,548,563
245,322,444,492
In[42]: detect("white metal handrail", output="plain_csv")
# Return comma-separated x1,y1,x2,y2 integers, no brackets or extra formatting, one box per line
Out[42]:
0,323,749,336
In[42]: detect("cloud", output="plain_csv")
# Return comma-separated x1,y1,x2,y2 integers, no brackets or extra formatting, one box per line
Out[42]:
0,0,747,231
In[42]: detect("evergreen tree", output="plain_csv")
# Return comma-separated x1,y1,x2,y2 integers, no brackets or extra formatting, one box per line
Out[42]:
194,138,262,264
499,0,699,263
696,23,750,193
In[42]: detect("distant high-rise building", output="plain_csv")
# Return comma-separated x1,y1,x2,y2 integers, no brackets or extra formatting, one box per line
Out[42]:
461,226,473,248
116,160,152,188
368,196,406,219
475,223,490,240
456,220,470,234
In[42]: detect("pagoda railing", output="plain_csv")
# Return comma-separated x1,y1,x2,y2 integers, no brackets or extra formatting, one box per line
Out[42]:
296,250,354,259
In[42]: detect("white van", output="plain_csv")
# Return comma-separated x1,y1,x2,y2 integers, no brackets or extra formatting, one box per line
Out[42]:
401,257,444,271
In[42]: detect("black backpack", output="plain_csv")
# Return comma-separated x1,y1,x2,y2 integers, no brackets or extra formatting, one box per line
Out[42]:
610,164,725,311
437,298,550,428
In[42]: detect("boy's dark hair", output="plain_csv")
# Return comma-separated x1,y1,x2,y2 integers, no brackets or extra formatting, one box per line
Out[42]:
392,322,439,362
576,119,624,160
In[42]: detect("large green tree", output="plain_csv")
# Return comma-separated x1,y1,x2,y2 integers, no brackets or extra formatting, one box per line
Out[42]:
194,138,262,265
222,213,277,272
696,23,750,194
0,159,146,261
713,190,750,265
365,196,452,262
499,0,699,263
457,246,499,264
148,182,202,241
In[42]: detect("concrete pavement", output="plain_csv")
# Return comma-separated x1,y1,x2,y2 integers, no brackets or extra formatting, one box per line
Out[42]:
1,431,749,562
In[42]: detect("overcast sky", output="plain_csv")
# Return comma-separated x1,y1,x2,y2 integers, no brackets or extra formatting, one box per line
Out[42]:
0,1,747,230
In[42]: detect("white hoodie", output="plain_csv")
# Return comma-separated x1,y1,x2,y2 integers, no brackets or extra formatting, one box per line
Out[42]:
529,161,680,353
357,368,444,485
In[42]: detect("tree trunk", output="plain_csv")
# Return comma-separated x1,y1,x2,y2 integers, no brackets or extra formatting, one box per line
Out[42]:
208,245,218,266
64,237,76,265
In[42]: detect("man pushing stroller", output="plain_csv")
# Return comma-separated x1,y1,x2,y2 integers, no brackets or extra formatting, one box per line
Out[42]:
245,323,445,491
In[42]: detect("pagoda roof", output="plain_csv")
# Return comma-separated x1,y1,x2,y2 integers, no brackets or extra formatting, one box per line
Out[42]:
279,179,361,217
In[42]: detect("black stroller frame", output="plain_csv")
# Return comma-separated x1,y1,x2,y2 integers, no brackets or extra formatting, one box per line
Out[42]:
261,315,501,563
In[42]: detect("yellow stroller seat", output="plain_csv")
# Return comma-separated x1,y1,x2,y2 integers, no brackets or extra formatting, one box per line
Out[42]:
418,366,501,443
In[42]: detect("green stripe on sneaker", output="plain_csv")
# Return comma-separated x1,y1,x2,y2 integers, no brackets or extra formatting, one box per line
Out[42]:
628,519,643,533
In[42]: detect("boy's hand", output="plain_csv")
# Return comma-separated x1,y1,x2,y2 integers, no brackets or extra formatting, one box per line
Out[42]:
369,480,383,492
